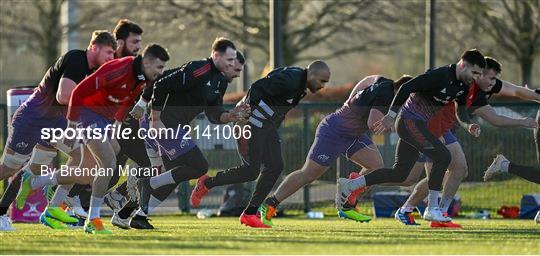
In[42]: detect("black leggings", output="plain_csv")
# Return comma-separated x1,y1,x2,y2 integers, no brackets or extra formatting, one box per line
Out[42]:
365,116,451,191
0,171,23,215
205,127,284,209
150,146,208,201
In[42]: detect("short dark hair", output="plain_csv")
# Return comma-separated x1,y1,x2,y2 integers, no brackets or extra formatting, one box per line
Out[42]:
113,19,143,41
89,30,117,50
393,74,413,90
236,50,245,64
461,49,486,68
485,56,502,74
142,44,170,62
212,37,236,53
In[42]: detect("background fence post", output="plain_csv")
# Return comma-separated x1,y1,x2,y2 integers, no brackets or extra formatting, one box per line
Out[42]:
302,106,311,213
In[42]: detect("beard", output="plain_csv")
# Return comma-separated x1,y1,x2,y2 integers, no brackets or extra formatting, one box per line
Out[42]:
122,47,137,57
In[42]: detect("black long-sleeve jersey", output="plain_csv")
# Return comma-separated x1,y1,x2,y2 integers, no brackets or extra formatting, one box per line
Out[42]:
151,58,228,127
242,67,308,129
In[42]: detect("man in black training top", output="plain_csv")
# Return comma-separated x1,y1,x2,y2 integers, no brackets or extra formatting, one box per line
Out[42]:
191,61,330,228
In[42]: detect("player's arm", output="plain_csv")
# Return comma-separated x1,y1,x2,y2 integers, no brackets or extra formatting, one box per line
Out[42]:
369,90,393,132
497,80,540,103
56,78,78,105
56,54,89,105
373,73,436,134
368,108,385,132
130,85,153,120
62,73,103,149
387,73,435,116
206,79,250,124
66,74,103,122
114,97,134,123
474,105,537,128
455,94,480,137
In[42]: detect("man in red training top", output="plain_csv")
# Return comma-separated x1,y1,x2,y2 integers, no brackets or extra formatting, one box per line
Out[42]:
63,44,169,234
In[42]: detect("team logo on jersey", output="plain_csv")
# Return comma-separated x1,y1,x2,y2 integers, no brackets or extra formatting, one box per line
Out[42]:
120,84,127,89
206,81,211,87
16,142,28,150
456,90,464,97
286,98,294,104
317,154,330,162
440,88,446,94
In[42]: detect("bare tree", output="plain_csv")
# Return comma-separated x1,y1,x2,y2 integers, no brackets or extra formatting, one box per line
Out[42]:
0,0,135,67
454,0,540,85
165,0,401,66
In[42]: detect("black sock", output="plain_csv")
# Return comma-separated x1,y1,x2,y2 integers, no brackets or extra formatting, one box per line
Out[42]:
151,184,177,202
118,200,139,219
244,206,259,215
264,195,280,208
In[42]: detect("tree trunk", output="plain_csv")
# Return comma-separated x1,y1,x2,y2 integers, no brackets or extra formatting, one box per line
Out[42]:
520,56,533,86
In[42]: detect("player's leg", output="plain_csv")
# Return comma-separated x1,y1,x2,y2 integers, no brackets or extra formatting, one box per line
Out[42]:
1,122,48,231
131,146,207,229
193,126,265,208
484,109,540,183
337,117,451,222
116,139,162,229
0,170,23,231
83,138,119,234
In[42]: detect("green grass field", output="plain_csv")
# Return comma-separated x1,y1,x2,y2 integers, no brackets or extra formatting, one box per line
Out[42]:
1,216,539,254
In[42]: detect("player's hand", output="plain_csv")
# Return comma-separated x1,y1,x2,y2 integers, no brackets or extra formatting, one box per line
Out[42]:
468,123,481,137
228,103,251,122
522,117,538,129
130,105,145,120
373,115,395,135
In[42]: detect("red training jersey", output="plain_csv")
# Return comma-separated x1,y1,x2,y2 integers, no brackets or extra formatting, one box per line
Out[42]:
66,56,148,122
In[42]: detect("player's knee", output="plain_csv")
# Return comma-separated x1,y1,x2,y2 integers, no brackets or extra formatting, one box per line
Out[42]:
431,148,451,168
246,170,260,181
400,176,417,186
364,158,384,171
394,171,411,183
30,147,57,165
451,163,468,181
302,167,325,183
1,151,30,171
193,159,209,178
